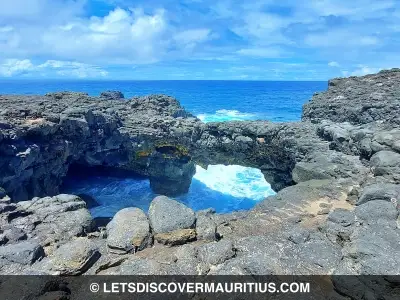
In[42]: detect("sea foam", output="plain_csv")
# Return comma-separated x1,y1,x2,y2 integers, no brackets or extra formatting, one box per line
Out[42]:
63,164,276,218
197,109,257,123
192,165,275,201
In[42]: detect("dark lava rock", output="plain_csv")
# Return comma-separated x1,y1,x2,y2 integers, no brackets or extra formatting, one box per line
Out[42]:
195,213,217,241
355,200,398,227
303,68,400,126
0,240,44,265
357,183,400,205
100,90,125,100
1,194,93,248
148,146,196,196
327,208,355,227
197,239,235,265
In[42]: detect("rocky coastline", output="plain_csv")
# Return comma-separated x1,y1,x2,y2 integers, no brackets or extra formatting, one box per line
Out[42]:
1,69,400,298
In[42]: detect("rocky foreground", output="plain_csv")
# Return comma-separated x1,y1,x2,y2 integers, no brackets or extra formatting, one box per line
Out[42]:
1,70,400,297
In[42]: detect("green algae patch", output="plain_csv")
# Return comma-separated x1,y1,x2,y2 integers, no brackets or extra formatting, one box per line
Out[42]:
155,143,190,157
135,149,153,159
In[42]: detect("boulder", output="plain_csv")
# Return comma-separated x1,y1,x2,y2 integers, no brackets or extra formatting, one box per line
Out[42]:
106,208,151,253
149,196,196,233
39,238,100,275
370,150,400,175
357,183,400,205
0,240,44,265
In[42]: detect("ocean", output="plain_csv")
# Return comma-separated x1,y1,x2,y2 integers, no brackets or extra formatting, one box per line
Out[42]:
0,80,327,216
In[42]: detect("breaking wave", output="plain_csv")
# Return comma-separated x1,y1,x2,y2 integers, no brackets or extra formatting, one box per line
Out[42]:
197,109,257,123
63,165,276,218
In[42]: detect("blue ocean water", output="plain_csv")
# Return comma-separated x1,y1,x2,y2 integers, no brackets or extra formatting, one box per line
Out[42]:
0,80,326,122
0,80,326,216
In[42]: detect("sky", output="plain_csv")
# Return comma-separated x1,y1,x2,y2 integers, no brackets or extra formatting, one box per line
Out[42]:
0,0,399,80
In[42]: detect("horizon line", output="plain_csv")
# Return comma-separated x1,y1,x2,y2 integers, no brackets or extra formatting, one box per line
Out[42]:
0,78,328,82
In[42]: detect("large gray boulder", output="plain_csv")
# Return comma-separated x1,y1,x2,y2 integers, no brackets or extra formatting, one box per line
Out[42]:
36,237,100,275
370,150,400,176
106,207,151,254
149,196,196,233
149,196,196,245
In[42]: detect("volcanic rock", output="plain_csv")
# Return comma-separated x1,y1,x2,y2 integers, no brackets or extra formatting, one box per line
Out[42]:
106,207,151,253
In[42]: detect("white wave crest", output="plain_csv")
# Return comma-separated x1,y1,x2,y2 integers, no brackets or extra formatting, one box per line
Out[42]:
193,164,276,201
197,109,256,123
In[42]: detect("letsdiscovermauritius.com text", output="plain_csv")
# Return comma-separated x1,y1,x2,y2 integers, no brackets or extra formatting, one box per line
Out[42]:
91,281,310,294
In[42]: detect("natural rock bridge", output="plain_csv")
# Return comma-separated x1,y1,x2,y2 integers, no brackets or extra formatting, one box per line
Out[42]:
0,88,368,201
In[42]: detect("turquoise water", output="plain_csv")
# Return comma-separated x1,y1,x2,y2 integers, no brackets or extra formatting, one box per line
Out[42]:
1,80,327,216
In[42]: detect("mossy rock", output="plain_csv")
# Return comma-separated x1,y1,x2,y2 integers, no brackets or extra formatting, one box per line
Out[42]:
135,150,153,159
155,143,190,157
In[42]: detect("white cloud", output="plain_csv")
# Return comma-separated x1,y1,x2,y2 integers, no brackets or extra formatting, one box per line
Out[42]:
237,47,285,58
0,59,34,77
38,60,108,78
304,0,396,20
0,0,399,79
233,12,293,45
174,28,212,47
350,65,382,76
304,30,379,48
0,0,85,23
0,26,14,33
0,4,213,66
0,58,108,78
328,61,340,67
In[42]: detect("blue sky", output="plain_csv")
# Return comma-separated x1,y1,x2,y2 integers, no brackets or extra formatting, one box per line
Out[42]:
0,0,399,80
